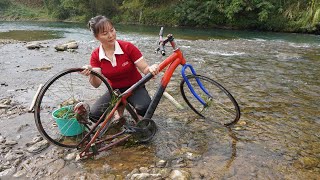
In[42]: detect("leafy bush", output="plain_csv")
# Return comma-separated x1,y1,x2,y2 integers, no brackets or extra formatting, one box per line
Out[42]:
0,0,11,10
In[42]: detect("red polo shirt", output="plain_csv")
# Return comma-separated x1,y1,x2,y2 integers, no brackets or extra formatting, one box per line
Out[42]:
90,40,143,89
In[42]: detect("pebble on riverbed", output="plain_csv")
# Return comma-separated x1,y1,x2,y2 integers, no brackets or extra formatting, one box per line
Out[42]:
26,139,50,153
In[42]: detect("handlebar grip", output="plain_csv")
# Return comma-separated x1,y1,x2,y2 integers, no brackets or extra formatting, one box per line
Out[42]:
159,44,165,56
159,27,164,37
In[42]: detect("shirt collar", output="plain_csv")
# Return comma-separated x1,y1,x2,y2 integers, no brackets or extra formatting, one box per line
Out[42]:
98,40,124,61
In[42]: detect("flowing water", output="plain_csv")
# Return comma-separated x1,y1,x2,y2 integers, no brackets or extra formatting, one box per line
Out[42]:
0,21,319,179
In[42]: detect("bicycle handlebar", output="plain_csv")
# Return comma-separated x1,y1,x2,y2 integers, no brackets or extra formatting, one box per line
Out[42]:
155,27,178,56
157,27,166,56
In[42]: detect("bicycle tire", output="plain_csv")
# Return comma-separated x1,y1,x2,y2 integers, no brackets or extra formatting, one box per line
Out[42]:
34,68,113,148
180,75,240,126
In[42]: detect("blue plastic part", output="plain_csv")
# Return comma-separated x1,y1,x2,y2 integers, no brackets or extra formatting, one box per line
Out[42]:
181,64,212,106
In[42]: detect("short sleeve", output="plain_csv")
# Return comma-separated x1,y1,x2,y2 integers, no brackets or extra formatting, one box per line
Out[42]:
90,49,101,68
127,42,143,63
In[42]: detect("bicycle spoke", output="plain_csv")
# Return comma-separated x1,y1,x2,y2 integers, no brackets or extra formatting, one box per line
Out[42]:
35,68,114,148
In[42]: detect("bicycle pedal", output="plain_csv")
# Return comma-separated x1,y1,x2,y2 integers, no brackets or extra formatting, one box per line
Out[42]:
123,125,136,134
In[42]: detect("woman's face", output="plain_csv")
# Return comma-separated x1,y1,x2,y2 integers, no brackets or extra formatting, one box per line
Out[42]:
96,23,116,46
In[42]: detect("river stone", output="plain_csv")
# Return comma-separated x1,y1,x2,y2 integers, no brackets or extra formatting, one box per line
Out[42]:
25,136,43,147
5,150,25,161
169,169,191,180
64,152,77,161
130,172,162,180
139,167,150,173
13,168,27,178
27,139,49,153
54,44,68,51
102,164,113,173
185,152,201,161
298,157,319,169
46,159,65,175
66,41,78,49
26,42,43,49
0,135,5,143
0,166,16,177
156,160,167,168
4,140,18,146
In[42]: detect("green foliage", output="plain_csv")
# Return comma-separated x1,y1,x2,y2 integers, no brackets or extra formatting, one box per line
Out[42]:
141,6,178,26
1,0,319,33
1,2,46,20
0,0,11,10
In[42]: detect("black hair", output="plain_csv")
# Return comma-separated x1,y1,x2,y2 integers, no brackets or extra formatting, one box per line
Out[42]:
88,15,113,37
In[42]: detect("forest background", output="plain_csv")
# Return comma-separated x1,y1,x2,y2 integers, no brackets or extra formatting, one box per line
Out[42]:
0,0,319,34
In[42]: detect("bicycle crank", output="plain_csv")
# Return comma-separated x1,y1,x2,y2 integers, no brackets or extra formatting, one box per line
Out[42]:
125,118,157,143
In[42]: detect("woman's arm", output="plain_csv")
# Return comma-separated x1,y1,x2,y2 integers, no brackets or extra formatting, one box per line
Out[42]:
80,65,102,88
135,58,159,75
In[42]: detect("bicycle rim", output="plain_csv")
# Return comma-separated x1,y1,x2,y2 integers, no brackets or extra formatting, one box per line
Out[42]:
34,68,113,148
180,75,240,126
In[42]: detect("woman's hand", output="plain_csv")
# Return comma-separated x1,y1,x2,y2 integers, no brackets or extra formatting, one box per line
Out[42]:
148,64,159,76
80,65,92,76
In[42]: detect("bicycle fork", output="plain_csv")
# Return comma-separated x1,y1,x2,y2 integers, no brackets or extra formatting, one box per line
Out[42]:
181,64,213,106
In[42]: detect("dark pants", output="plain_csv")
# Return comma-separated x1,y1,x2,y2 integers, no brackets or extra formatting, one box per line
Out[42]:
89,86,151,122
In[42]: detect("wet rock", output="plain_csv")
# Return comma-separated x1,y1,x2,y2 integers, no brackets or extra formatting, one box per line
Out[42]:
25,136,43,147
169,169,190,180
130,172,162,180
13,158,22,167
26,42,43,49
66,41,78,49
298,157,319,169
0,166,16,177
54,41,78,51
185,152,201,161
105,174,116,180
17,124,30,132
46,159,65,176
65,152,77,161
103,164,113,173
5,150,25,161
0,135,5,143
55,44,67,51
26,139,49,153
4,140,18,146
139,167,150,173
0,98,12,105
126,168,140,179
156,160,167,168
13,167,27,178
172,157,187,168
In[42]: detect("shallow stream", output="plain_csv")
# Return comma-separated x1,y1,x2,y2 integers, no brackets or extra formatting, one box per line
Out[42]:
0,21,319,179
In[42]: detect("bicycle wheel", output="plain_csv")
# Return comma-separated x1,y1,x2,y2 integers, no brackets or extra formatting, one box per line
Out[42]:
34,68,113,148
180,75,240,126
